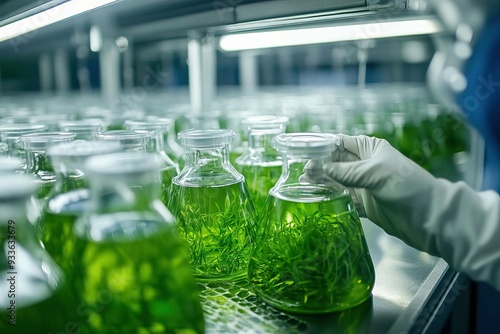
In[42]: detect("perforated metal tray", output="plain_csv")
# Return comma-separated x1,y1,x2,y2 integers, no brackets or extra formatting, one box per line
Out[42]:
198,220,450,334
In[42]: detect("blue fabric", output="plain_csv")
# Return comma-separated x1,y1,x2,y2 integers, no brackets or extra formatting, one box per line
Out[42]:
458,18,500,192
457,16,500,334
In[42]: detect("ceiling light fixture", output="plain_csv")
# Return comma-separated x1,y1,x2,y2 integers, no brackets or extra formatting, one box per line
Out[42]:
219,18,442,51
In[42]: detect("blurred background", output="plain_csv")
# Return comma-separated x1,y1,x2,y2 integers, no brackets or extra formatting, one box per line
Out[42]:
0,0,478,183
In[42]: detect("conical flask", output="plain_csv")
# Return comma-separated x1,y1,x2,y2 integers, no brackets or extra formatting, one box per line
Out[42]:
39,141,121,283
171,129,258,282
74,152,205,333
0,175,83,332
248,132,375,313
125,118,180,209
235,115,288,214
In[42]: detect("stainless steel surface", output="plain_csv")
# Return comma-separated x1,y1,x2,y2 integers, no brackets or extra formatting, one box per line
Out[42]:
234,0,366,23
200,218,450,333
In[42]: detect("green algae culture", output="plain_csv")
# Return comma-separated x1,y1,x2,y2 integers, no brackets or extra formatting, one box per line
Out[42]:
0,123,46,160
125,118,181,210
248,132,375,314
237,164,282,211
172,129,258,282
39,191,90,284
39,141,122,277
74,152,205,333
248,185,375,313
0,175,88,333
235,115,288,214
171,181,257,281
74,214,205,334
20,132,76,200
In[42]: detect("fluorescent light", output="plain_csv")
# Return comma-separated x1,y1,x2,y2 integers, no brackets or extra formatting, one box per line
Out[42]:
0,0,118,43
90,25,102,52
219,19,442,51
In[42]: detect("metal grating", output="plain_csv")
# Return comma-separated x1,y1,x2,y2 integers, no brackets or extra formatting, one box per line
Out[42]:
199,280,309,334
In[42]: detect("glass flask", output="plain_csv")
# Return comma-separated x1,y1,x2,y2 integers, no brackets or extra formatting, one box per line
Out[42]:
125,118,180,208
96,129,147,152
0,175,84,333
74,152,205,333
39,141,122,286
137,116,185,167
248,133,375,314
30,114,69,131
105,109,145,130
235,115,288,214
59,119,105,140
0,142,8,155
222,110,255,165
171,129,258,282
0,123,46,159
20,132,76,200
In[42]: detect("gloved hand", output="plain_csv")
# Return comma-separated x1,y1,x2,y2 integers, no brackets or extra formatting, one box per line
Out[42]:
314,134,500,290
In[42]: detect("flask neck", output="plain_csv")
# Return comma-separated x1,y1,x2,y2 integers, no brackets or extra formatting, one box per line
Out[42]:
89,172,161,213
25,150,53,173
145,131,164,153
278,154,330,187
176,143,243,187
4,137,22,158
185,145,230,170
53,166,86,194
247,131,282,158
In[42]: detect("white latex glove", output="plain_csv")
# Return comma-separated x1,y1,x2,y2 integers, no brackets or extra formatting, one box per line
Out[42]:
319,134,500,291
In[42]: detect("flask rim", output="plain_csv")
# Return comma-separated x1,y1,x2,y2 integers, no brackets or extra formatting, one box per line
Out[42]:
97,130,148,148
0,123,47,137
20,132,76,151
125,117,172,131
47,141,121,160
59,119,105,131
178,128,235,148
241,115,289,129
272,132,338,157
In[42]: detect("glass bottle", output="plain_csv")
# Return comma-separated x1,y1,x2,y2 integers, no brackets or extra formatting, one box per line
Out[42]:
0,123,46,159
0,142,8,156
0,175,83,332
19,132,76,200
171,129,258,282
39,141,122,285
125,119,180,208
30,114,69,131
164,120,185,167
248,133,375,314
105,109,145,130
235,115,288,214
74,153,205,333
96,129,147,152
59,119,105,140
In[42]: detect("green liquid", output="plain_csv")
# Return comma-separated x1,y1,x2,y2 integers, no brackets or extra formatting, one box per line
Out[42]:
74,215,205,333
39,190,89,274
170,181,257,282
36,181,55,200
0,243,88,332
237,164,281,214
248,185,375,314
161,167,177,210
